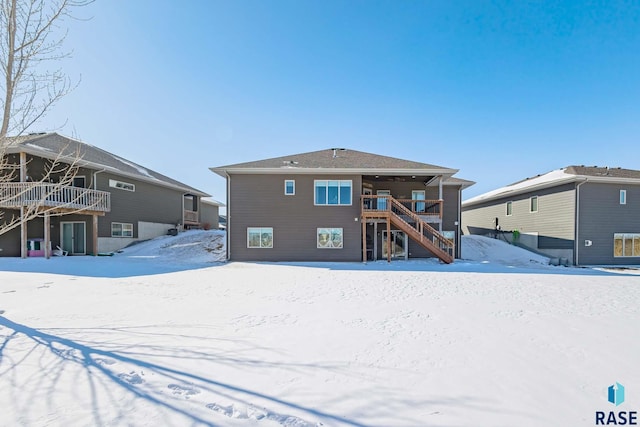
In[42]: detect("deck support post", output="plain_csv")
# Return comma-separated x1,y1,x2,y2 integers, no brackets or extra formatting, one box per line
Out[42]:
386,218,391,263
361,218,366,263
44,211,50,259
92,214,99,255
20,207,27,258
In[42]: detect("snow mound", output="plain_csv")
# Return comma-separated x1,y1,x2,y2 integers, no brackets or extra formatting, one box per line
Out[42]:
461,235,550,267
117,229,226,264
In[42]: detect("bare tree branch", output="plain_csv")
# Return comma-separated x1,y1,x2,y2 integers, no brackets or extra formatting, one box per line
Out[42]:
0,0,93,243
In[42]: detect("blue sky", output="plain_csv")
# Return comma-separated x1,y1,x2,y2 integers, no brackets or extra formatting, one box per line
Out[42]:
36,0,640,204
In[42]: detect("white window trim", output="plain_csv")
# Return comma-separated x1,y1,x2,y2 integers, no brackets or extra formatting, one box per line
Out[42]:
314,180,353,206
614,233,640,257
247,227,273,249
111,222,133,238
284,180,295,195
506,201,513,216
620,190,627,205
109,179,135,192
317,228,344,249
530,196,538,213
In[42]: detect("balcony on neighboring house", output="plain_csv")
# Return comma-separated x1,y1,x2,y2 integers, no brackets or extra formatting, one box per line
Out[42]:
0,182,111,213
183,209,199,227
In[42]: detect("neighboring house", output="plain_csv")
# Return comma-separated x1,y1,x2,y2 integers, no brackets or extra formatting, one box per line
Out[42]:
0,133,209,257
211,148,474,263
461,165,640,266
218,215,227,230
200,198,224,230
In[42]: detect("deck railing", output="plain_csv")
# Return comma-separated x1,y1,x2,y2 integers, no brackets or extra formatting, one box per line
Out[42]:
362,195,442,219
0,182,110,212
361,194,454,262
184,209,198,224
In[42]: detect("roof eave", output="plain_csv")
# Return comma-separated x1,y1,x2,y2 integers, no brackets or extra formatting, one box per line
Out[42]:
11,145,210,198
462,176,580,207
210,166,459,177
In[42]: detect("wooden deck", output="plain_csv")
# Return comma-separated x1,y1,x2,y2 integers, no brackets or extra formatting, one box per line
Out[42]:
361,195,454,263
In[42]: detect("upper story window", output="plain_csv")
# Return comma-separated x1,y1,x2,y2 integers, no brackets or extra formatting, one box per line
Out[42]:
314,180,352,205
530,196,538,213
620,190,627,205
506,201,513,216
72,176,86,188
285,180,295,195
109,179,135,192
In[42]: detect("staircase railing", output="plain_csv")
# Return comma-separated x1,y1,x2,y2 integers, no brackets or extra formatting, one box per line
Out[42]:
361,195,454,263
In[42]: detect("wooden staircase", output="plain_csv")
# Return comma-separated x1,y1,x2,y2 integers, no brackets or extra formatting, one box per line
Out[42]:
361,195,454,264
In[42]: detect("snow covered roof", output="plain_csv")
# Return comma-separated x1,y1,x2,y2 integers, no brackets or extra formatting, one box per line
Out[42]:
3,133,209,197
463,165,640,207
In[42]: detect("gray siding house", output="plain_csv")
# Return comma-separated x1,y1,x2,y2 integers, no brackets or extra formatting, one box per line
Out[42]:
211,148,473,263
0,133,209,257
461,166,640,266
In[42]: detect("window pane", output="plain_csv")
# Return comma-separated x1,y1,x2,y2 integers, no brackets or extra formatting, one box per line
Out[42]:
315,182,326,204
624,236,633,256
634,236,640,256
614,235,623,256
285,180,294,195
248,229,261,248
620,190,626,204
327,181,339,204
531,197,538,212
339,182,351,205
317,228,331,247
331,229,343,248
261,230,273,248
506,202,512,215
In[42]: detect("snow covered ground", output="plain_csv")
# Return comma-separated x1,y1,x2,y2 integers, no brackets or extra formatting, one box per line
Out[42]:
1,231,639,426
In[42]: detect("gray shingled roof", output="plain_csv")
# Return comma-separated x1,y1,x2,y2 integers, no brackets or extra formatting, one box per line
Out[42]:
463,165,640,206
211,148,458,175
3,133,209,196
565,165,640,179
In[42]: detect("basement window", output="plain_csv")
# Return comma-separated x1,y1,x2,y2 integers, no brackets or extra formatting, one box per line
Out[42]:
317,228,343,248
247,227,273,248
614,233,640,257
111,222,133,237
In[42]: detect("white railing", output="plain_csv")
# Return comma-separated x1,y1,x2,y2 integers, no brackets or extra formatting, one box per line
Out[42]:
0,182,111,212
184,209,198,224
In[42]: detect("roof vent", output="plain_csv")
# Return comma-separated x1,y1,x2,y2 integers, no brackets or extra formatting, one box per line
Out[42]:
331,148,346,158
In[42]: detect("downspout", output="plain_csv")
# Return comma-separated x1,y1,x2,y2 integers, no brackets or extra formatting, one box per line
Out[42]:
457,187,462,259
438,176,443,233
92,169,106,190
225,171,231,261
575,179,588,266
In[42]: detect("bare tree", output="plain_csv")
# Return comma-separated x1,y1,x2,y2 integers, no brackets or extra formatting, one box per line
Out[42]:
0,0,94,254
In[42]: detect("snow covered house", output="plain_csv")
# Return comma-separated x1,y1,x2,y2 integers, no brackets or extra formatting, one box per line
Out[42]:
461,166,640,266
211,148,473,263
0,133,209,257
